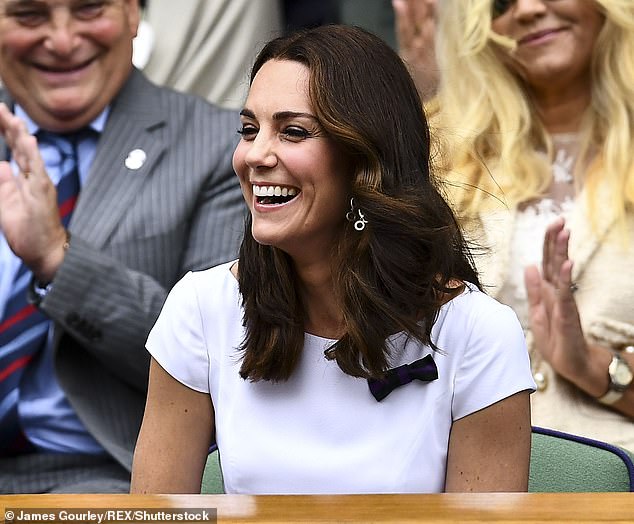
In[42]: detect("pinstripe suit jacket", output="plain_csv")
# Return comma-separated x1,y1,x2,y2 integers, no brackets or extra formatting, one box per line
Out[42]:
0,69,246,470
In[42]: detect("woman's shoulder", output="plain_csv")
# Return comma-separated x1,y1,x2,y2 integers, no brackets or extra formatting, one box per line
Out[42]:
439,283,521,336
448,282,509,308
174,259,240,308
188,259,238,284
434,284,530,381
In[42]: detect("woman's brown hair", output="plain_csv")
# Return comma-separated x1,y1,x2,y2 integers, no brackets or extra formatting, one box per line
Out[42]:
237,25,480,382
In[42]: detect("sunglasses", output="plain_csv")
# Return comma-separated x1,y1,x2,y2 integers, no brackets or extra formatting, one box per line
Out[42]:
491,0,516,19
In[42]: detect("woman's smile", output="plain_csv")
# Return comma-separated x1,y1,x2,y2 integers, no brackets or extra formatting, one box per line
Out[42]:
233,59,349,257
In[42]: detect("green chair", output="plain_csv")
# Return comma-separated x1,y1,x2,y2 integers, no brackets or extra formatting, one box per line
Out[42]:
529,426,634,492
201,448,224,494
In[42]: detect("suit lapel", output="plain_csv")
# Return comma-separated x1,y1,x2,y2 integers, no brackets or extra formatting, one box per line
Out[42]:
70,69,167,247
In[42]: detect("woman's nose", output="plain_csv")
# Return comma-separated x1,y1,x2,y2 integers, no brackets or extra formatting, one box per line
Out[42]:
512,0,548,21
244,133,278,169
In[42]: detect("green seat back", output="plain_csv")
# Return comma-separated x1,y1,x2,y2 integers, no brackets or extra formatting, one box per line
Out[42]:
201,449,224,494
529,426,634,492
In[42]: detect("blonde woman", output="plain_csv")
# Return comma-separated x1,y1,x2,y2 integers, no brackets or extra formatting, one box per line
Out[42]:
397,0,634,450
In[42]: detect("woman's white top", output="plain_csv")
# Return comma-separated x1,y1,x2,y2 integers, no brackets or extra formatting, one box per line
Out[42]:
147,261,535,494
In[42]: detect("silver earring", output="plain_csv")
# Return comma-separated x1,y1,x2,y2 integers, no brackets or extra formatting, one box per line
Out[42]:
346,198,368,231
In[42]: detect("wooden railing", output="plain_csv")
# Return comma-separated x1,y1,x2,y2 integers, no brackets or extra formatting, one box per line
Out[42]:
1,493,634,523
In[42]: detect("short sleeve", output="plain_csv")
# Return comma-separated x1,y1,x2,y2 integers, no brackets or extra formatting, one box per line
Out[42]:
146,271,210,393
451,295,536,421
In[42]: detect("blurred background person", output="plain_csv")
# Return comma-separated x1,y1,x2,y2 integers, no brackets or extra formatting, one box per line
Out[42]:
282,0,339,32
135,1,398,109
138,0,283,109
392,0,438,101
0,0,244,492
417,0,634,450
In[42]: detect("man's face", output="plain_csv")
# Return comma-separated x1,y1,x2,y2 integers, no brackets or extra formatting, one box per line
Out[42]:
0,0,140,132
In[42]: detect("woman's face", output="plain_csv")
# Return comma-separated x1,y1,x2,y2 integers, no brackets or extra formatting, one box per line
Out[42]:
233,59,349,261
490,0,604,92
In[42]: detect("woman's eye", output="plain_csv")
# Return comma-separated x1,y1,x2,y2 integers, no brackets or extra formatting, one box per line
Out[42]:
491,0,515,19
282,127,310,140
237,125,257,139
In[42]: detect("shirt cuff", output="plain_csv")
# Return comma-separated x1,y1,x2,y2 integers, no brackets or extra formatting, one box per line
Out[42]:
30,278,53,305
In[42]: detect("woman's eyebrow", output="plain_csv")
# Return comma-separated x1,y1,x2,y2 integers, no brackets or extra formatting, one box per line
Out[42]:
239,108,318,122
272,111,318,122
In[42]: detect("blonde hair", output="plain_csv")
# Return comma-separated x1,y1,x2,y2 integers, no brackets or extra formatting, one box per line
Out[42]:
431,0,634,226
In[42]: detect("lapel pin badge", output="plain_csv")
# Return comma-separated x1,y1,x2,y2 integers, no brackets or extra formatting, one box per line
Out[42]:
125,148,147,170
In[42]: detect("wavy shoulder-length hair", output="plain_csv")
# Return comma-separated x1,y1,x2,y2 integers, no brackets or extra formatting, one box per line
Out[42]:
431,0,634,225
237,24,480,382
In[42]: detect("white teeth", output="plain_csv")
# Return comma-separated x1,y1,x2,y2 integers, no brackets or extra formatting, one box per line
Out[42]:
252,184,299,198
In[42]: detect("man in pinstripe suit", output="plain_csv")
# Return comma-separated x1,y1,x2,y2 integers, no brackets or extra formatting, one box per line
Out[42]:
0,0,245,492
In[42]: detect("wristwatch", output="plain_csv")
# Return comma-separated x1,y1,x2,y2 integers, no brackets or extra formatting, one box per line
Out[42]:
597,352,633,405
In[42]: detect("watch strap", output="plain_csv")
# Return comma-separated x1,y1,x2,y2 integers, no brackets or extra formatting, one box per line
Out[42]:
598,388,625,405
597,352,632,405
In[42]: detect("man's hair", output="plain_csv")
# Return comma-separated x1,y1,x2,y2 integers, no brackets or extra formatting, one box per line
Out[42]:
432,0,634,227
237,24,480,382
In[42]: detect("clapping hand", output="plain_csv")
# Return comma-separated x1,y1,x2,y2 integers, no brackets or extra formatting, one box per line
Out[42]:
524,217,594,387
392,0,439,100
0,103,66,283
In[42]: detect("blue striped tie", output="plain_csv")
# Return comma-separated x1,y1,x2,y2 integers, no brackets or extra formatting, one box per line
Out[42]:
0,132,81,455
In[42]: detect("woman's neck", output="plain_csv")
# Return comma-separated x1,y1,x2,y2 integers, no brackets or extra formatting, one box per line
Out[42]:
294,259,343,339
529,81,592,134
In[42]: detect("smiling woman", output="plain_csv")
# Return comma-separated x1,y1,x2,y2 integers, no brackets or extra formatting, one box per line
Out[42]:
490,0,604,90
424,0,634,450
131,24,536,495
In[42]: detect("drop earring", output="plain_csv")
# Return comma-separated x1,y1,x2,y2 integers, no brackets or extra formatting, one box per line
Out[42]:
345,198,368,231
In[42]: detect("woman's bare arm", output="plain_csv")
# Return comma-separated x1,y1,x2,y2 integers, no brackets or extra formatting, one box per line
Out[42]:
131,358,214,493
445,390,532,492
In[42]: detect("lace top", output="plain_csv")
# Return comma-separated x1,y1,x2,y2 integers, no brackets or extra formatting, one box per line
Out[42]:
497,133,580,329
